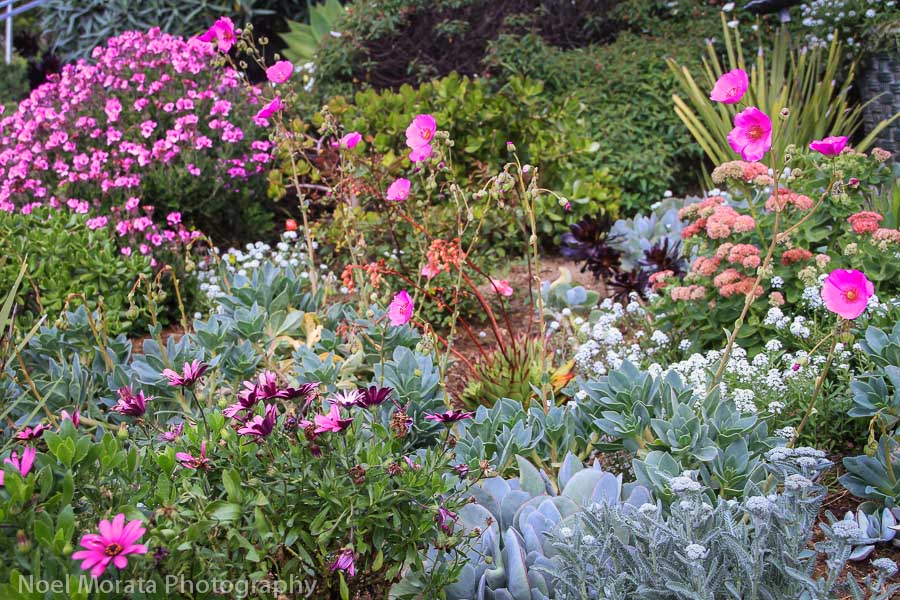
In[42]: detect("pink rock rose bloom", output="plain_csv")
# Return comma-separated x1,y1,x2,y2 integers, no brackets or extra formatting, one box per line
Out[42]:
709,68,749,104
198,17,236,53
820,269,874,320
386,178,411,201
387,290,414,326
405,114,436,162
490,278,514,297
727,107,772,162
265,60,294,84
339,131,362,149
254,96,283,126
71,514,148,578
809,135,848,156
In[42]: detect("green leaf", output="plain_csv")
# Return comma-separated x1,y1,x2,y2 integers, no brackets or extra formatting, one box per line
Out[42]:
222,468,243,504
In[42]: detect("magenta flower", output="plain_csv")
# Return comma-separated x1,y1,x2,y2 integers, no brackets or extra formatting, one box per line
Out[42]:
329,548,356,577
727,107,772,162
176,441,211,470
314,403,354,434
405,114,436,151
409,144,433,163
112,386,151,417
435,504,458,533
254,96,283,126
237,404,278,441
386,178,411,201
820,269,874,320
709,68,749,104
356,386,392,408
71,514,148,578
15,424,48,441
162,360,208,388
158,422,184,442
425,409,474,424
60,410,80,429
809,135,848,156
489,278,514,297
198,17,236,53
387,290,414,326
265,60,294,84
1,446,36,487
329,390,362,407
339,132,362,149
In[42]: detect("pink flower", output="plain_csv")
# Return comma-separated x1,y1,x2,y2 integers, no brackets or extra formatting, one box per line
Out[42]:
60,410,80,429
409,144,433,163
166,212,182,226
421,262,440,279
489,278,513,297
265,60,294,84
254,96,283,126
176,441,211,470
727,107,772,162
405,114,436,151
71,514,148,578
161,359,208,387
111,386,151,417
1,446,36,487
848,211,884,235
386,178,411,201
330,548,356,577
237,404,278,441
821,269,874,320
314,403,354,434
15,424,48,441
339,132,362,149
158,422,183,442
387,290,414,326
198,17,236,53
809,136,848,156
425,409,473,424
709,68,749,104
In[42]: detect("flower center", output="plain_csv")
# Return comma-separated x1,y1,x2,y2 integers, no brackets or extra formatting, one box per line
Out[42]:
844,288,859,302
748,125,764,141
420,129,433,142
104,542,124,557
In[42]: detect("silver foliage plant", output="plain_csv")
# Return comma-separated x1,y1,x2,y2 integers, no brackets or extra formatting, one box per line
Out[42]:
544,448,900,600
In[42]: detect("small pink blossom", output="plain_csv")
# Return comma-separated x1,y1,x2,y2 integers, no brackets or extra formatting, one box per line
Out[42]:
489,279,514,297
820,269,874,320
176,441,211,470
405,114,436,151
254,96,283,126
237,404,278,441
60,410,80,429
709,68,749,104
386,178,411,201
1,446,36,487
330,548,355,577
71,514,148,578
15,424,48,441
161,360,208,387
809,136,848,156
387,290,414,326
409,144,433,163
198,17,236,53
727,107,772,162
339,131,362,149
313,403,354,434
265,60,294,84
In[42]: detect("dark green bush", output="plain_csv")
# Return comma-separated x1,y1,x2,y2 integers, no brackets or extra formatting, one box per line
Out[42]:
0,55,30,114
0,209,190,336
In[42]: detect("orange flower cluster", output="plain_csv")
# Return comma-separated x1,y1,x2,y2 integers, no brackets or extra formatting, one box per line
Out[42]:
421,238,466,279
764,189,814,212
680,196,756,240
847,211,884,235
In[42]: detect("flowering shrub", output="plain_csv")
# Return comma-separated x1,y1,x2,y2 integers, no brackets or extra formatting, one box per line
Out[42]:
0,27,274,250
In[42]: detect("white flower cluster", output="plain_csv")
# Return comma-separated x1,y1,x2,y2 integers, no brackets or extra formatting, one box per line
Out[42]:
196,232,334,301
799,0,896,49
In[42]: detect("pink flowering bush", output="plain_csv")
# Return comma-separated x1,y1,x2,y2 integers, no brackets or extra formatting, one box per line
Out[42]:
0,27,274,247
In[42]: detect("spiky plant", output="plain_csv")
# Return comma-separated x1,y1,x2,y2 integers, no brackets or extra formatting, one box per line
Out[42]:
560,214,622,280
606,269,650,303
639,238,687,277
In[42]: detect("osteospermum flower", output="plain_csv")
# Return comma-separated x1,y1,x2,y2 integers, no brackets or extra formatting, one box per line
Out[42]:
809,135,848,156
15,424,48,441
356,385,392,408
176,441,211,470
386,178,411,201
314,403,353,434
237,404,278,441
709,68,748,104
727,107,772,161
330,548,355,576
425,409,474,424
265,60,294,84
1,446,36,486
821,269,874,320
162,360,208,388
198,17,236,53
72,514,148,578
60,409,80,429
111,386,151,417
387,290,414,326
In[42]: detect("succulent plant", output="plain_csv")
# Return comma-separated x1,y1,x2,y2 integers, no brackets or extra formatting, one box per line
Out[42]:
639,238,687,278
825,503,900,561
609,205,685,271
605,269,650,302
559,214,622,281
841,435,900,508
439,453,651,600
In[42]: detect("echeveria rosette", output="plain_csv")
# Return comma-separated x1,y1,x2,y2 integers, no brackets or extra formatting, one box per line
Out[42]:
727,107,772,162
710,68,749,104
71,514,148,578
821,269,874,320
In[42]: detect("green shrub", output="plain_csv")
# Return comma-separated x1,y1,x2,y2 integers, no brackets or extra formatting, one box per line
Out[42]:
0,55,29,114
0,208,173,336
